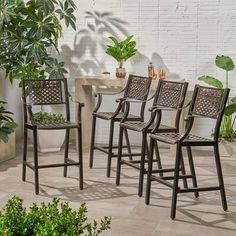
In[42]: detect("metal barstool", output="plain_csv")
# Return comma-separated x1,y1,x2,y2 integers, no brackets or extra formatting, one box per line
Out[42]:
116,80,189,196
89,74,152,177
22,78,84,194
146,85,230,219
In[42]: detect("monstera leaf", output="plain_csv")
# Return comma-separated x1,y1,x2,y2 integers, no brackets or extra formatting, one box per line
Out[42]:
198,75,223,88
215,55,234,71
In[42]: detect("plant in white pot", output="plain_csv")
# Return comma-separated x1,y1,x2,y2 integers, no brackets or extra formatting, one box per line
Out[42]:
106,35,137,79
198,55,236,157
0,100,17,162
32,111,66,152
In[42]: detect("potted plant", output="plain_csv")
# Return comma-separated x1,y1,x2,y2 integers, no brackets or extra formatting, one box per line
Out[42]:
0,0,76,83
0,100,17,162
31,111,66,152
106,35,137,79
198,55,236,157
0,196,111,235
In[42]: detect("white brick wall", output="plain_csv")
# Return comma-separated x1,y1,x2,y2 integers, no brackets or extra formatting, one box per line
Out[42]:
59,0,236,79
56,0,236,144
2,0,235,141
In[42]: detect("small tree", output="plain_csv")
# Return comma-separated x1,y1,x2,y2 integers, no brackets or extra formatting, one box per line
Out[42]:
0,0,77,82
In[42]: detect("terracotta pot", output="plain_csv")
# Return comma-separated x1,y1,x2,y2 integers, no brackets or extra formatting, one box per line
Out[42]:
116,68,126,79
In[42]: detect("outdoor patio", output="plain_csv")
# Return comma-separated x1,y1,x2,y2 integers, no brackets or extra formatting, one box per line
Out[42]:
1,0,236,235
1,145,236,236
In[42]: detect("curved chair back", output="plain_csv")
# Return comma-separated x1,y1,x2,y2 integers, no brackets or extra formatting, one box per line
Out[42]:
189,85,230,140
124,74,152,119
22,78,70,122
154,80,189,131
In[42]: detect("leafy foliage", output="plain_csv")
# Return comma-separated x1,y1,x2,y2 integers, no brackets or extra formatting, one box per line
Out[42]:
106,35,137,68
215,55,235,71
198,75,223,89
198,55,236,141
33,111,65,124
0,0,76,83
0,100,17,143
0,196,111,236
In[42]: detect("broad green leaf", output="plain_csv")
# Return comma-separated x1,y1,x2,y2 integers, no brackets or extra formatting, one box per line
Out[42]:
108,36,119,47
198,75,223,88
215,55,234,71
224,103,236,116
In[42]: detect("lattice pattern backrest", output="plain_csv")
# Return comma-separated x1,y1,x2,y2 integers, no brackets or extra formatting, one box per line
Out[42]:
192,86,224,118
155,81,186,108
29,80,63,105
125,75,151,100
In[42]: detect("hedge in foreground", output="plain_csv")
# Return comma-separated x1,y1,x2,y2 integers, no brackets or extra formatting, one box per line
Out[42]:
0,196,111,236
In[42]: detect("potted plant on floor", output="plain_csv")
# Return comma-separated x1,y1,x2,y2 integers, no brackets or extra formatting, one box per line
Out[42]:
106,35,137,79
198,55,236,157
0,100,17,162
0,196,111,235
32,111,66,152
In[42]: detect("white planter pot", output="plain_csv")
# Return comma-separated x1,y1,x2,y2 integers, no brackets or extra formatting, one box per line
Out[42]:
0,133,16,163
36,130,66,153
219,140,236,158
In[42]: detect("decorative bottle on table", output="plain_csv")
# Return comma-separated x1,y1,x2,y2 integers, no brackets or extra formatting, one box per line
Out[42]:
148,62,157,80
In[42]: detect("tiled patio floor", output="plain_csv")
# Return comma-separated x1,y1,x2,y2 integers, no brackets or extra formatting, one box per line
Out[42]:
1,146,236,236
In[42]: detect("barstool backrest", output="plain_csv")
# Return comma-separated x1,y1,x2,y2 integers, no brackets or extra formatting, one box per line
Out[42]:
124,74,151,101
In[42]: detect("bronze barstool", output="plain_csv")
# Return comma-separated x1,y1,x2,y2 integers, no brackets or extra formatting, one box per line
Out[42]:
89,74,151,177
21,78,84,194
116,80,189,197
145,85,230,219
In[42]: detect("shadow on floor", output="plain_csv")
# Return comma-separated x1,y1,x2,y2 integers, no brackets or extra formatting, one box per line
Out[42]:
27,179,136,202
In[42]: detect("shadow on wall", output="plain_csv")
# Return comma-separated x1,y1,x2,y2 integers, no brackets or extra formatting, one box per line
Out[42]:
60,11,129,77
60,10,180,80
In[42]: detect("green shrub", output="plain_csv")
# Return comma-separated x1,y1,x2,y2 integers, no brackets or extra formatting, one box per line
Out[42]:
33,112,65,124
0,196,111,236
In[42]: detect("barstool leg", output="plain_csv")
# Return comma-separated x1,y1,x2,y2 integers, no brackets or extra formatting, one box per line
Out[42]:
214,144,227,211
138,132,147,197
89,116,96,168
33,128,39,195
145,138,155,205
124,128,133,161
180,147,188,188
187,146,199,198
116,126,124,186
22,127,28,181
63,128,70,177
171,143,181,219
78,127,83,190
107,120,115,177
154,141,163,177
